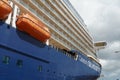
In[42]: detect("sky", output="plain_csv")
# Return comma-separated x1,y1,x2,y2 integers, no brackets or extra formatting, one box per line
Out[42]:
69,0,120,80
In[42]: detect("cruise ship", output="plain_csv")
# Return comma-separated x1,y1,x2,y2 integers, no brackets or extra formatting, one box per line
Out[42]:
0,0,106,80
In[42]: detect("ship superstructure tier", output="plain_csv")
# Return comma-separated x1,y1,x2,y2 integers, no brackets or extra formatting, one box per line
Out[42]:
11,0,97,59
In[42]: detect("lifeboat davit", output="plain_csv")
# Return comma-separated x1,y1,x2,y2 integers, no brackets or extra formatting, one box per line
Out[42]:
16,14,51,42
0,0,12,19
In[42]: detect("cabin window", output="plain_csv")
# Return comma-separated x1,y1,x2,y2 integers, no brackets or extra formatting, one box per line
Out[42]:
38,65,42,72
2,56,10,64
16,60,23,68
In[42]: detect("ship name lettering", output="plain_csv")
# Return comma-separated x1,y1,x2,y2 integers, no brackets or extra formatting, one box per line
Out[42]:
79,55,100,72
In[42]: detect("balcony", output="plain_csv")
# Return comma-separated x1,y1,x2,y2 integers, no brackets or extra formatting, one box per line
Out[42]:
18,0,94,55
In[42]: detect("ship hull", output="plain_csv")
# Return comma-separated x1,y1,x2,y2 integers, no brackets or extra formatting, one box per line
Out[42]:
0,22,101,80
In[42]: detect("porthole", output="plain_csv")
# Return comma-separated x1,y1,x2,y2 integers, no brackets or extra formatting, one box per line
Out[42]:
16,60,23,68
2,56,10,64
38,65,42,72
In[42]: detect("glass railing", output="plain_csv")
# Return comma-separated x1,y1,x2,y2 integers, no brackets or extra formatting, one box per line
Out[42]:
18,0,30,10
30,0,39,6
56,1,79,26
49,4,79,38
28,0,93,53
55,0,93,44
16,0,87,53
62,0,86,25
49,1,88,45
53,35,80,52
22,0,92,52
51,27,81,51
29,7,36,14
40,0,79,41
44,20,73,47
41,0,80,42
51,34,71,50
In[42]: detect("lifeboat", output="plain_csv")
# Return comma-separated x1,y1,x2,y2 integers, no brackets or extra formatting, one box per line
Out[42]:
16,14,51,42
0,0,12,20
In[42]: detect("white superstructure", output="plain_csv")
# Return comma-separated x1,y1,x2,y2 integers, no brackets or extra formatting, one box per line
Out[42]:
11,0,97,59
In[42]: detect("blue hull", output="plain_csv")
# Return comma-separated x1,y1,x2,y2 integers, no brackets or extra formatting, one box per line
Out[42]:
0,22,101,80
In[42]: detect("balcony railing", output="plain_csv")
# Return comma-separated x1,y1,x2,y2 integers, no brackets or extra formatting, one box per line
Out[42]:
37,0,94,54
17,0,95,55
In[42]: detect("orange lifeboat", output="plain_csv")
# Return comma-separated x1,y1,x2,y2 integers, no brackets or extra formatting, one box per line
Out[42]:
16,14,51,42
0,0,12,19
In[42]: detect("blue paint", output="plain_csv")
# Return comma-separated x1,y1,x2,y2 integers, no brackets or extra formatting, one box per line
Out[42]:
0,22,101,80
